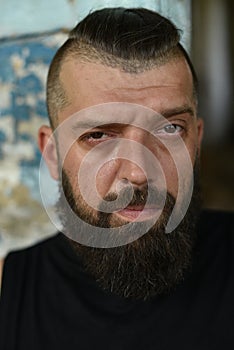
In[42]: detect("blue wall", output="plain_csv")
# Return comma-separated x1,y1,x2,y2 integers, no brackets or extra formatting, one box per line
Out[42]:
0,33,66,255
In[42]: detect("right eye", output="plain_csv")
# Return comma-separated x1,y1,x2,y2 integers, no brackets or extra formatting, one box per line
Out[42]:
80,131,115,146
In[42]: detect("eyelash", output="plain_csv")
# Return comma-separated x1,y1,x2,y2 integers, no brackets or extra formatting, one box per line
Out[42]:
80,131,115,145
80,123,185,145
155,124,184,135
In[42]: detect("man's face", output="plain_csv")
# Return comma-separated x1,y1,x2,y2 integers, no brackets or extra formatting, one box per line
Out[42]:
39,56,203,299
57,57,202,208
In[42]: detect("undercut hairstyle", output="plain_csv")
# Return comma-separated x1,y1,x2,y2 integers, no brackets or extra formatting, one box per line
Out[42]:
47,7,198,128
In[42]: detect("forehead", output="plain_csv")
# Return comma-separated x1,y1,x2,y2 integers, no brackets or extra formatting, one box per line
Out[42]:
59,57,194,122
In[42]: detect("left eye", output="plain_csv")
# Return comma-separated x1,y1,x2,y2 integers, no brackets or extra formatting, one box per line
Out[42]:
159,124,183,134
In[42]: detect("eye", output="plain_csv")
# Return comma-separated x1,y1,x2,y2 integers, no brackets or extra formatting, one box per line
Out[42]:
156,124,184,136
163,124,183,134
86,132,109,140
79,131,115,146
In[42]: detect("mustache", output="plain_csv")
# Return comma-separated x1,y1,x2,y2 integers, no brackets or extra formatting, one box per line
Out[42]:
98,185,166,213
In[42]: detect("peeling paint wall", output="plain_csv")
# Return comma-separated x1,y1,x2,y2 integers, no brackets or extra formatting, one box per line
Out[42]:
0,33,66,256
0,0,191,49
0,0,191,257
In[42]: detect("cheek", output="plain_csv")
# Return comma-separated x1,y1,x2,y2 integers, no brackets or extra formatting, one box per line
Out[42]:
61,146,83,187
186,120,202,162
160,157,179,197
61,144,119,202
185,134,199,162
95,160,119,197
157,142,196,199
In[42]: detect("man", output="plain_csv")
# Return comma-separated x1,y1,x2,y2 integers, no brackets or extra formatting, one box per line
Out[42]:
0,7,234,350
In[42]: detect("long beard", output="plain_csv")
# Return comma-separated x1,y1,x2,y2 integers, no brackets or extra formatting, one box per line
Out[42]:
56,162,202,301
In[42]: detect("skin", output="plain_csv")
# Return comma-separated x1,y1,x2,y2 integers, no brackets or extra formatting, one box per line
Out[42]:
0,56,204,287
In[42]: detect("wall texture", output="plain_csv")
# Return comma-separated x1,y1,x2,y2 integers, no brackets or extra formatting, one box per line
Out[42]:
0,0,191,257
0,0,191,49
0,33,66,256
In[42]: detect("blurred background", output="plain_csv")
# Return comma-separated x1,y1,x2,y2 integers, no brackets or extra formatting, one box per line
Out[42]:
192,0,234,212
0,0,233,257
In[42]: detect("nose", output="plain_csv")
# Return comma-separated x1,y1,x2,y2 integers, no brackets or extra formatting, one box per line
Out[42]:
117,158,148,187
115,131,149,187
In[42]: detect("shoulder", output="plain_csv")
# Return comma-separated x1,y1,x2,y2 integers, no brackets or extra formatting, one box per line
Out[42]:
1,234,64,284
4,233,63,263
0,233,69,295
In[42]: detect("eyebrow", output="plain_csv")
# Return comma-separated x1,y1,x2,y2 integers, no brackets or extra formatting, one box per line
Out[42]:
71,104,195,131
71,119,108,131
160,105,195,119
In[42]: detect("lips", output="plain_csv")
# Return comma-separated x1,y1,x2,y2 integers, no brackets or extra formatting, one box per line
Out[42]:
116,205,160,221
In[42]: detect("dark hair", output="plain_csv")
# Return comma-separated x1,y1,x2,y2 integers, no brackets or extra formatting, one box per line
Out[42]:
70,8,180,60
47,7,198,127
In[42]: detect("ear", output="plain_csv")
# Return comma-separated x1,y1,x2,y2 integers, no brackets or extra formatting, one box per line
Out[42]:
38,125,59,180
196,118,204,156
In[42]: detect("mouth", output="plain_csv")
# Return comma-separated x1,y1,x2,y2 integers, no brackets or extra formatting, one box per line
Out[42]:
115,205,161,221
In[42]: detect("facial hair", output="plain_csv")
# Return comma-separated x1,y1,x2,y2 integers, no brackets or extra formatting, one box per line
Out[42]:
56,161,202,301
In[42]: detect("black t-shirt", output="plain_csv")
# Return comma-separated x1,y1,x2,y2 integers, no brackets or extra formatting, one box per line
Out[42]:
1,209,234,350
